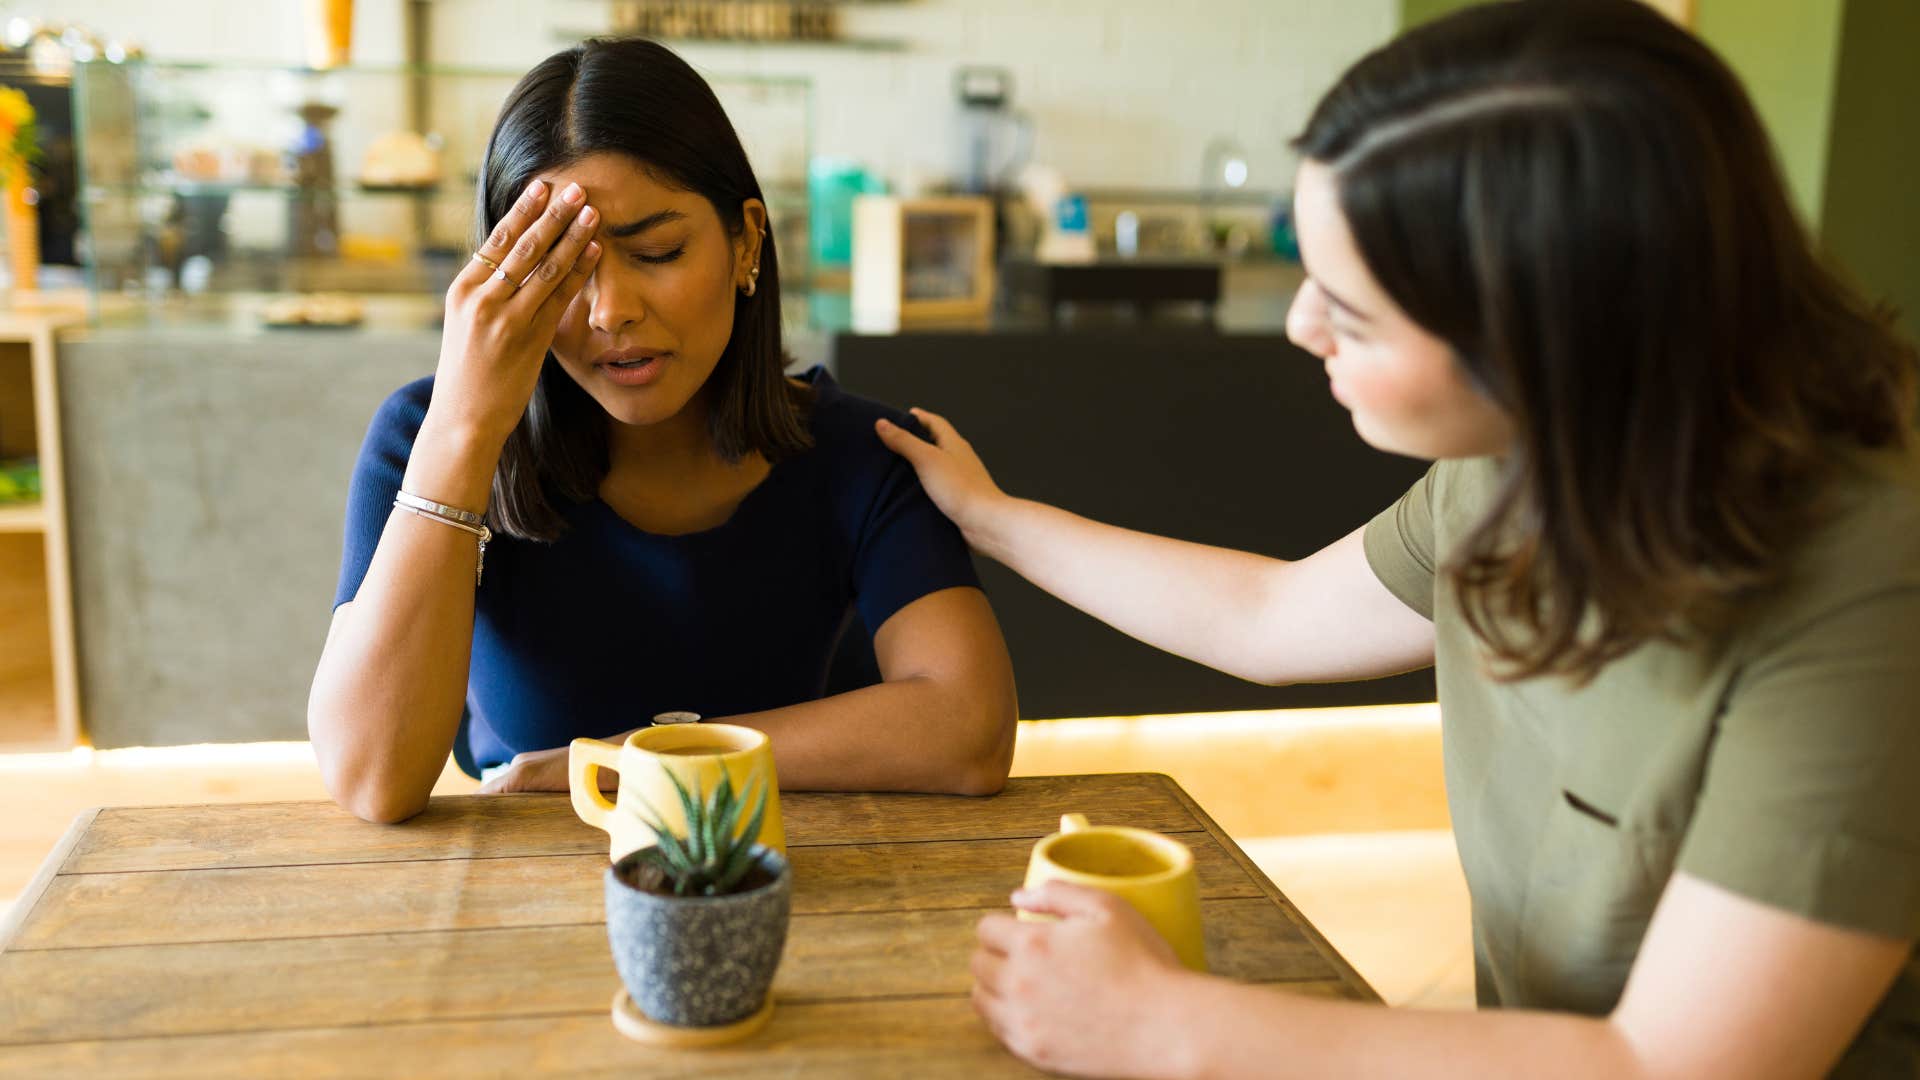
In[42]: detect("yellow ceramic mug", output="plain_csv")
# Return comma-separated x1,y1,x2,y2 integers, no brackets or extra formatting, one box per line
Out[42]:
569,723,786,862
1022,813,1207,972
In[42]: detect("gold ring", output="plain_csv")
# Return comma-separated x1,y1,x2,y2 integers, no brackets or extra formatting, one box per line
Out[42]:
472,251,501,272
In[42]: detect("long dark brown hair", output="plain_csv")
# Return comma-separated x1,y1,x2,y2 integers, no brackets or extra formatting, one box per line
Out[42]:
1296,0,1917,682
478,38,811,542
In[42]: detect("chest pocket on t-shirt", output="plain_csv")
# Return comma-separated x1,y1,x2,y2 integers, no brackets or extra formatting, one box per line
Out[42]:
1517,778,1685,1015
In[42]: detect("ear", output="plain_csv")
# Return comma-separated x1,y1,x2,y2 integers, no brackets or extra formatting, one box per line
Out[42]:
737,198,769,266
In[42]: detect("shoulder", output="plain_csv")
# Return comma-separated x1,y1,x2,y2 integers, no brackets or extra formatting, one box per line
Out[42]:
371,374,436,435
793,365,924,462
1416,456,1503,556
1433,456,1500,512
1738,441,1920,656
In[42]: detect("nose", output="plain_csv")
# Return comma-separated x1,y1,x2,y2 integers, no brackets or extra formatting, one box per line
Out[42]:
586,267,646,336
1286,279,1332,359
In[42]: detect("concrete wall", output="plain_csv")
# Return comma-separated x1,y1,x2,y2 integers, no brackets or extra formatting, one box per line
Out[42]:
57,324,438,746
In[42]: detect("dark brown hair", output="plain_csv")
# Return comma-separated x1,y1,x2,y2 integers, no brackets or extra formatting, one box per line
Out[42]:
1296,0,1917,682
478,38,811,542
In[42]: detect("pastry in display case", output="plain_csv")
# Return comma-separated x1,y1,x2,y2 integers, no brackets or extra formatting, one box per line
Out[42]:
260,292,366,328
356,131,442,191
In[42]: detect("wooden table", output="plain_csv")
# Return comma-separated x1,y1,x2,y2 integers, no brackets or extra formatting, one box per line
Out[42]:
0,774,1376,1076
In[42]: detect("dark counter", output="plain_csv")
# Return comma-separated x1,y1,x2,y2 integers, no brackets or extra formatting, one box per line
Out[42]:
834,329,1436,718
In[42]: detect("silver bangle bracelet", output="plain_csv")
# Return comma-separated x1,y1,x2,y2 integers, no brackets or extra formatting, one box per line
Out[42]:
396,490,487,528
393,500,492,586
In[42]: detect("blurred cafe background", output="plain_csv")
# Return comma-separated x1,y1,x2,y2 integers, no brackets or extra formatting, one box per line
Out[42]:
0,0,1914,1008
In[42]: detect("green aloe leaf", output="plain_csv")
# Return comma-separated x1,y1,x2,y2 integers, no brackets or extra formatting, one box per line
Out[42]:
652,825,694,873
702,771,732,867
713,775,743,854
629,789,694,873
665,767,704,862
716,840,759,893
736,770,770,854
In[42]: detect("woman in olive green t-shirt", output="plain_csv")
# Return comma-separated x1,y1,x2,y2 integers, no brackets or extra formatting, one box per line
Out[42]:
876,2,1920,1077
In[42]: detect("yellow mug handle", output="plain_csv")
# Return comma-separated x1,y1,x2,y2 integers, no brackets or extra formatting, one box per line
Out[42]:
569,737,621,833
1019,814,1093,924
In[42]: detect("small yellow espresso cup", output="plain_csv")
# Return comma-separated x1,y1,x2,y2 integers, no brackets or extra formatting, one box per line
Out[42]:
568,723,786,862
1022,813,1207,972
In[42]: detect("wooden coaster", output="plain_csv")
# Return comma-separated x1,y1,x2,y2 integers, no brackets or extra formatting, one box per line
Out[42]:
610,988,775,1048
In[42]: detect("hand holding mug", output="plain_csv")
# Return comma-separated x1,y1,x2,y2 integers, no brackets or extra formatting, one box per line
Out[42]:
971,874,1192,1076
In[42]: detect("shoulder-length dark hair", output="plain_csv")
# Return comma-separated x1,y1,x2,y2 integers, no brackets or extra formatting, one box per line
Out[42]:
478,37,811,542
1296,0,1917,682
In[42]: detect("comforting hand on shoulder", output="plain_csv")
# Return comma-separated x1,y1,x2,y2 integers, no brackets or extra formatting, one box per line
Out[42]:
874,407,1008,542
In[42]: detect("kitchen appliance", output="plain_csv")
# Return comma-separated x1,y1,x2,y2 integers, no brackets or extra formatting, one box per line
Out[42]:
952,66,1030,197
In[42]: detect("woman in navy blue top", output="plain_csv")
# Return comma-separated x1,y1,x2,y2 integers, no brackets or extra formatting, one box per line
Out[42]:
308,39,1018,823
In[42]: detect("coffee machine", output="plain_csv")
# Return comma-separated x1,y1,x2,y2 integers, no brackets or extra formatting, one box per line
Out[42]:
952,66,1031,198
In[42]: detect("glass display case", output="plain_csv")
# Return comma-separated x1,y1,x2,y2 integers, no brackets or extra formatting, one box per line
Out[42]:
70,59,813,324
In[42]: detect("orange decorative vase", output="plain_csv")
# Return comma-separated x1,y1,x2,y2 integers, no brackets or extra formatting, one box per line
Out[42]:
4,176,36,291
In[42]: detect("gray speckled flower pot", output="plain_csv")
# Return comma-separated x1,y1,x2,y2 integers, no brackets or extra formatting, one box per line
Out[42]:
604,846,791,1028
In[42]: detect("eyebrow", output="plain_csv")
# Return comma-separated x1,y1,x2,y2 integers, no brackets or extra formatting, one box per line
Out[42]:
603,209,688,239
1312,274,1373,325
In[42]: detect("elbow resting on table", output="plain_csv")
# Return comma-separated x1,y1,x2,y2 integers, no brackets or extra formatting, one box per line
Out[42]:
308,714,433,825
318,752,433,824
340,785,432,826
951,693,1018,797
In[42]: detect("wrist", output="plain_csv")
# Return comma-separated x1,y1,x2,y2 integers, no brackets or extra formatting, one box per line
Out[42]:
960,492,1022,557
1150,966,1218,1080
403,410,509,513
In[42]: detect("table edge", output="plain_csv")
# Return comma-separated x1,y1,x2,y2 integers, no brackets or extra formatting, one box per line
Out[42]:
1155,774,1383,1004
1,807,99,954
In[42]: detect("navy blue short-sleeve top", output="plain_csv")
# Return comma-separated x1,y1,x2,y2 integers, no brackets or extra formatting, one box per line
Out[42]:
332,366,981,772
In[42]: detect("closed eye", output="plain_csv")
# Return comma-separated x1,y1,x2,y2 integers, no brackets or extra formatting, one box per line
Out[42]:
632,247,684,265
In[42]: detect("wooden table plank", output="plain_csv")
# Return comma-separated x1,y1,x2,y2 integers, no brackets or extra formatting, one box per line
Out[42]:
0,808,94,953
0,899,1331,1044
12,831,1255,950
1165,778,1383,1003
58,775,1198,875
0,986,1362,1080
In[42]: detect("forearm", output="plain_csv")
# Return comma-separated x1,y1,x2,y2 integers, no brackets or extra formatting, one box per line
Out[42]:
724,674,1015,796
967,498,1292,684
308,416,502,822
1160,973,1643,1080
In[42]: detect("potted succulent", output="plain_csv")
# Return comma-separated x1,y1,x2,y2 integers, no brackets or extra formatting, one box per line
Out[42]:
606,765,790,1031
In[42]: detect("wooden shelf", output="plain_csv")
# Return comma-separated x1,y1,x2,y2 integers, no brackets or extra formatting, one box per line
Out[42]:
0,308,85,752
0,502,46,533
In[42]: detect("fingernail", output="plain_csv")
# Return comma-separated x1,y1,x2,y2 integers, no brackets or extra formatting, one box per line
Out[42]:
876,418,891,429
1011,888,1032,905
526,179,546,198
586,241,601,258
562,182,583,204
579,206,598,227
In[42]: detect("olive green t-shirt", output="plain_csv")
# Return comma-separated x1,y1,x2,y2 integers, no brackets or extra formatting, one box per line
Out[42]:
1364,446,1920,1075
